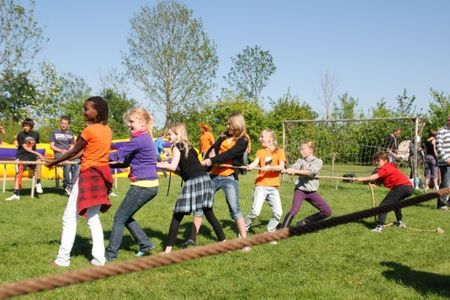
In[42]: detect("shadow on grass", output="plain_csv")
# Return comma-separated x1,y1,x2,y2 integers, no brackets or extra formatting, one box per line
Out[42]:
381,261,450,297
246,219,269,234
103,226,167,251
355,219,377,230
70,235,94,260
41,187,67,196
4,186,67,197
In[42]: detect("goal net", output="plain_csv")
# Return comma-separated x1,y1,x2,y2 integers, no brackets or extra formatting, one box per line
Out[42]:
282,117,425,181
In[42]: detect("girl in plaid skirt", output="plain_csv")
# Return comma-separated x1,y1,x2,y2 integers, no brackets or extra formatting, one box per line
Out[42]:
157,122,225,253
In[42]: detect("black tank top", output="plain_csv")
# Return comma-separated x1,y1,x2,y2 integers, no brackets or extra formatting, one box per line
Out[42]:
175,143,206,181
425,140,436,158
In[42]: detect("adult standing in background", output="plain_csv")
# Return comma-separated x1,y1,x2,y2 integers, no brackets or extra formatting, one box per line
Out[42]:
50,116,80,195
199,123,214,159
436,116,450,210
424,129,439,191
384,128,401,162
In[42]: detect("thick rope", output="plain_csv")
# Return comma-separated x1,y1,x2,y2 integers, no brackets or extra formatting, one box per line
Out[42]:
0,189,447,299
0,161,125,165
0,160,78,165
219,164,362,181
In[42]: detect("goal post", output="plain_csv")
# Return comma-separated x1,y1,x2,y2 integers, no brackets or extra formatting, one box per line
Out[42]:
282,116,426,182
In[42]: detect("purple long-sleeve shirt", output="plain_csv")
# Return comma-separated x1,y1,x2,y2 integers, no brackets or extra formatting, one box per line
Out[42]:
109,131,158,181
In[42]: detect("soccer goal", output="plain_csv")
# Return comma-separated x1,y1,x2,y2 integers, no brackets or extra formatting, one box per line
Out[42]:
282,117,426,182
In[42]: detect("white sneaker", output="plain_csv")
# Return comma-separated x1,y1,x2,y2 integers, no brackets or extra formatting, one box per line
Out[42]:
5,194,20,201
242,246,252,252
36,183,43,194
91,258,105,266
371,225,384,233
395,221,407,229
64,187,71,196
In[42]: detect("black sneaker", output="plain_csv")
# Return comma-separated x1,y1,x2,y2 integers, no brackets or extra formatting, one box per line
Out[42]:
182,239,196,247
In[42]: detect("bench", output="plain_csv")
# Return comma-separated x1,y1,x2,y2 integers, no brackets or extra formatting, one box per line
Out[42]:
1,148,46,198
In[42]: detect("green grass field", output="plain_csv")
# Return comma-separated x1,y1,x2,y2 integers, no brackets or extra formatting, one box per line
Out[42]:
1,172,450,299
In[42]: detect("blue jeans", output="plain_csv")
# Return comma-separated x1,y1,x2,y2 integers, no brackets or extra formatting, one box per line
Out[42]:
106,185,158,259
438,165,450,208
210,175,243,221
55,153,80,189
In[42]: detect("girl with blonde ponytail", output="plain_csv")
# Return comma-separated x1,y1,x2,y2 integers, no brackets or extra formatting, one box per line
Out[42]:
105,107,159,260
158,122,225,253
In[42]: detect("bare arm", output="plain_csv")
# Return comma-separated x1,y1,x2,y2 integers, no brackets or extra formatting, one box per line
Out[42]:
49,141,68,154
22,143,45,160
357,173,380,183
247,157,260,170
282,168,310,176
261,160,285,172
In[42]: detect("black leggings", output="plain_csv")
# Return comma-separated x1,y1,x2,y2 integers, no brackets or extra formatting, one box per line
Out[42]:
377,185,414,225
166,208,225,247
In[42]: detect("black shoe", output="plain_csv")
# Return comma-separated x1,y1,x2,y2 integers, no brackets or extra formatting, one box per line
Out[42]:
135,245,155,257
182,239,196,247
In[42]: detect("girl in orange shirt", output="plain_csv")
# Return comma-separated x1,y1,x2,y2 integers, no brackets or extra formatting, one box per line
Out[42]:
245,129,286,235
46,96,112,267
187,113,250,250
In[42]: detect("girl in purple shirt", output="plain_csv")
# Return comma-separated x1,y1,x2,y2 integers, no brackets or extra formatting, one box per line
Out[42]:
105,108,159,260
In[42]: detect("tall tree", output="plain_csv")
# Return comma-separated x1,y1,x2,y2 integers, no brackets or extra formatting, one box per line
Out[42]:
370,99,393,118
102,88,137,138
317,71,338,120
331,93,362,120
224,45,276,101
123,0,218,126
0,0,45,73
0,70,36,122
34,62,91,128
394,89,418,117
427,89,450,130
266,89,318,134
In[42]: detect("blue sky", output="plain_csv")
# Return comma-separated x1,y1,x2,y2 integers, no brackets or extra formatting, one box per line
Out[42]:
33,0,450,122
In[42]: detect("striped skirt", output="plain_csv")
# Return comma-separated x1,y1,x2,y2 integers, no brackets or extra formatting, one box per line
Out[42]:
174,174,214,213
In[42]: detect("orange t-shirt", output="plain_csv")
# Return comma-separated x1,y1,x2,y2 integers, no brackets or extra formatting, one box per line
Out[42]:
200,131,214,154
210,137,237,177
80,123,112,172
254,148,286,187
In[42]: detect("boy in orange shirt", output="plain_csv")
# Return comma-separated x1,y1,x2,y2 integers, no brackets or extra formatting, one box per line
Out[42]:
244,129,286,235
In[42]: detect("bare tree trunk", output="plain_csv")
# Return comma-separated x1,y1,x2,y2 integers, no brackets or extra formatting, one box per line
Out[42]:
317,71,338,120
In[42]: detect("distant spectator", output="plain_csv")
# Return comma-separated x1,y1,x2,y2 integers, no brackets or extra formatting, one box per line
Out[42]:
424,129,439,191
199,123,214,159
6,118,44,201
384,128,401,162
436,115,450,209
50,116,80,195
